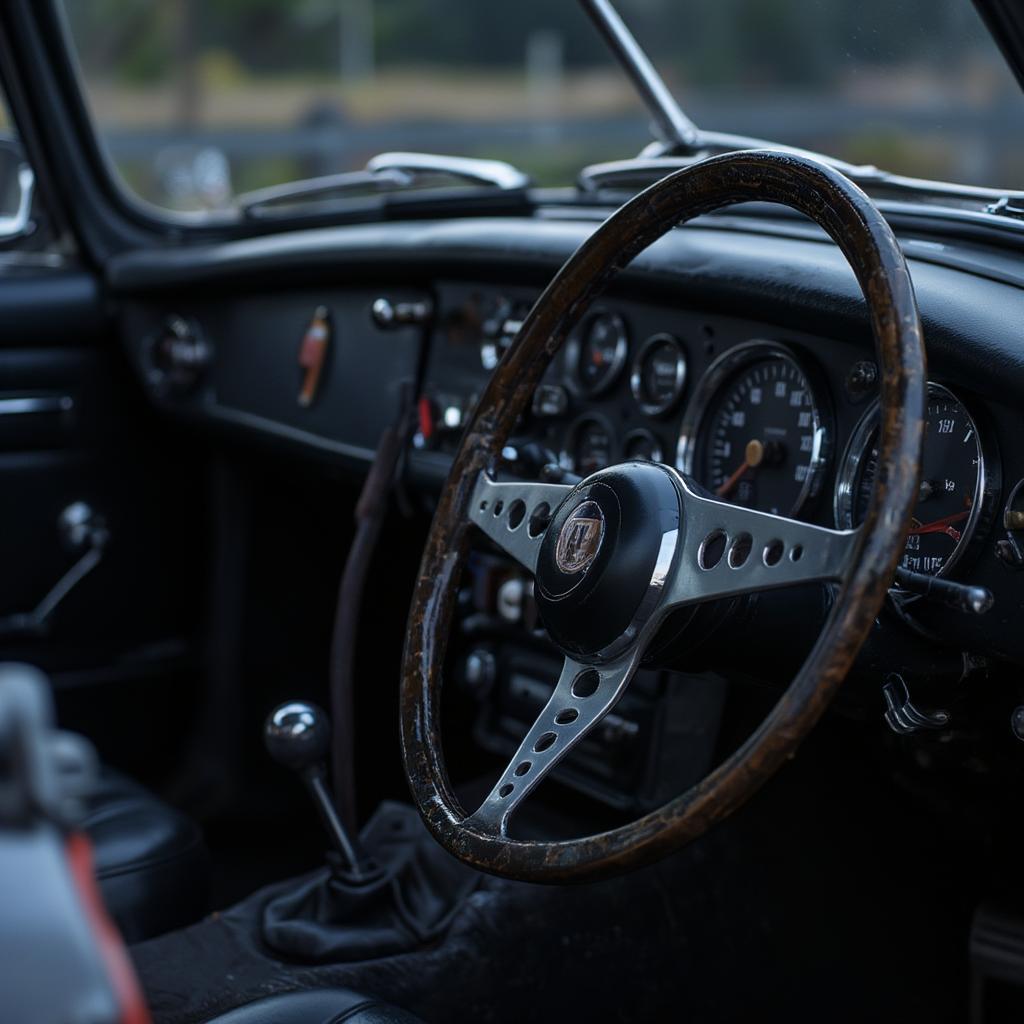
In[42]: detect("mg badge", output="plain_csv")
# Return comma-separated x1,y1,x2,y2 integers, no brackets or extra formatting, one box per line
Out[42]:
555,500,605,575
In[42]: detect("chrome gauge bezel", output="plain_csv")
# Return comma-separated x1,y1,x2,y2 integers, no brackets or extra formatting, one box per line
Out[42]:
630,333,687,417
676,340,830,518
622,427,664,463
834,381,998,580
559,412,618,475
564,310,629,398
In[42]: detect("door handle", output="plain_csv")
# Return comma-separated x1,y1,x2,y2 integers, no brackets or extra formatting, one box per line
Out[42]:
0,394,74,416
0,502,108,640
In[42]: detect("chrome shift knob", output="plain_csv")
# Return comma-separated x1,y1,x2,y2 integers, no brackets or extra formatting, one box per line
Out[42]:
264,701,330,775
263,700,364,877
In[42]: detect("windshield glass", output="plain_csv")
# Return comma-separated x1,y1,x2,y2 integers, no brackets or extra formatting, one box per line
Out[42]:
59,0,1023,216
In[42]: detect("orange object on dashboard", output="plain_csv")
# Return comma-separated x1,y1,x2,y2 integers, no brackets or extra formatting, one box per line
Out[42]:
297,306,331,407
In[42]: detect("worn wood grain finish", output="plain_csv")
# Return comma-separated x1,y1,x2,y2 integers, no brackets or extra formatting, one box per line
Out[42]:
400,150,926,883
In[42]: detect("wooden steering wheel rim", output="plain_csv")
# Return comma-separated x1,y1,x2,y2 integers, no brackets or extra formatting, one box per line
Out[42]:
400,150,926,883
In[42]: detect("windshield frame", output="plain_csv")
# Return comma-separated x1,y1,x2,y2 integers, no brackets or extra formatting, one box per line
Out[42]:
20,0,1024,251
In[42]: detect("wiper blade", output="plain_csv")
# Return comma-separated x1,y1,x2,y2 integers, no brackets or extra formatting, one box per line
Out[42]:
578,133,884,194
237,152,531,219
577,147,1024,233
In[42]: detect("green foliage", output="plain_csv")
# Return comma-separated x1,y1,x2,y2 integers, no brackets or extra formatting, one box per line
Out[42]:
60,0,995,85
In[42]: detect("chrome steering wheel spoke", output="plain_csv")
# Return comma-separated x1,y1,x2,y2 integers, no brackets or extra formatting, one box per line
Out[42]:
468,471,573,573
666,478,860,608
464,653,638,836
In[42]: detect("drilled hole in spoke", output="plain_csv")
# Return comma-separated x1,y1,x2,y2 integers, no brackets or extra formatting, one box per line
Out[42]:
479,500,488,512
554,708,579,725
514,761,531,777
698,529,727,570
492,499,504,516
763,539,784,566
728,532,753,568
790,544,804,562
499,783,514,798
570,670,600,699
534,732,557,753
528,502,551,538
507,499,526,530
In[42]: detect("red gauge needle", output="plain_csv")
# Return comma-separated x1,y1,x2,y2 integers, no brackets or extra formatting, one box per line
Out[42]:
907,510,969,539
716,439,764,499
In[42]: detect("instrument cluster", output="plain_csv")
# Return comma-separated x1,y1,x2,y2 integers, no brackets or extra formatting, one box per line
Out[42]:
422,283,1007,592
553,307,998,583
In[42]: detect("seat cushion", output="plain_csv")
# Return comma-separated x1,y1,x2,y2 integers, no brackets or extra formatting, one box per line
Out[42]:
205,989,423,1024
81,770,209,943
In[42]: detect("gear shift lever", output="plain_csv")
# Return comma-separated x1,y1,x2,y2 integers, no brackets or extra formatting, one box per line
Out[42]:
260,699,479,964
264,702,365,878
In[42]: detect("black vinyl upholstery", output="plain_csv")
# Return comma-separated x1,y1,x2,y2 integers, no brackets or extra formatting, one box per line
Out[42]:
81,770,209,943
205,989,424,1024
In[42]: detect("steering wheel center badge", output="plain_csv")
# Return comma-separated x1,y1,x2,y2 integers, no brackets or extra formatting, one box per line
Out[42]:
555,500,606,575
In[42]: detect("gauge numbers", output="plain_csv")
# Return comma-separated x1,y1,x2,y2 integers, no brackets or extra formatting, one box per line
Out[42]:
835,384,990,577
680,342,826,518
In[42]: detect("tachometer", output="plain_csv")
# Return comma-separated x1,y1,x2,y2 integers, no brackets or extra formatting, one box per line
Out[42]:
678,341,828,517
834,383,996,577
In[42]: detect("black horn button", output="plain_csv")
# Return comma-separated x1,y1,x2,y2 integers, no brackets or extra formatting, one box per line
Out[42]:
535,463,681,659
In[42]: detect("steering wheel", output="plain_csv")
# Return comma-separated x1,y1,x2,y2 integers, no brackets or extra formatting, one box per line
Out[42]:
400,150,926,883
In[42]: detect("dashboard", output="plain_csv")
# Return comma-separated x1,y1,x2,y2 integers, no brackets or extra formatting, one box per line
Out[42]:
414,280,1016,596
112,211,1024,811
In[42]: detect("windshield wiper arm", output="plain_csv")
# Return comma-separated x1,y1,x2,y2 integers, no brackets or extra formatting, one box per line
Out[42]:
580,0,883,174
579,0,701,154
365,152,530,190
237,152,531,219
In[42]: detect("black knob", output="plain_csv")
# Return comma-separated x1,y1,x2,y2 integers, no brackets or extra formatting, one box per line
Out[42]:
264,701,330,774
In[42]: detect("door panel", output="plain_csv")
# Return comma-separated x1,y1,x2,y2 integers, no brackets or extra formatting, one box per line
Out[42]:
0,268,204,774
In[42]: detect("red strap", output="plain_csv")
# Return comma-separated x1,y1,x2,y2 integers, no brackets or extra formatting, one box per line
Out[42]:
66,832,152,1024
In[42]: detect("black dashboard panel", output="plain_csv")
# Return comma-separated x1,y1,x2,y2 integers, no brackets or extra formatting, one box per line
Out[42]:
107,211,1024,811
119,288,425,465
111,215,1024,675
107,215,1024,406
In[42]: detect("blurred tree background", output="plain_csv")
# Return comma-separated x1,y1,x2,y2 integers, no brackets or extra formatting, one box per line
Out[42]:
64,0,987,85
59,0,1024,209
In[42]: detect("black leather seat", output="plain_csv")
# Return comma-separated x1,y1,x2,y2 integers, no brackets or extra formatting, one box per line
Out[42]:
80,770,209,943
205,989,424,1024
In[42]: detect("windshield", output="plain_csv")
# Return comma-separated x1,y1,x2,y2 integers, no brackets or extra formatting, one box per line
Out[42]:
59,0,1023,216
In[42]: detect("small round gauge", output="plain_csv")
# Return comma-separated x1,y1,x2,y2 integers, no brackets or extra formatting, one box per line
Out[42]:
835,383,996,578
677,341,828,517
566,312,628,396
562,414,616,476
623,428,664,463
631,334,687,416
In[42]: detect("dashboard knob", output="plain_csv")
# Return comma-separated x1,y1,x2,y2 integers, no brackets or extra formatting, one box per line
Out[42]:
463,649,497,696
149,315,210,394
371,297,433,329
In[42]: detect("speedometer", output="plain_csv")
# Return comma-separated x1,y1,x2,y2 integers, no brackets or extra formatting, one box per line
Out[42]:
834,383,997,577
678,341,829,517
